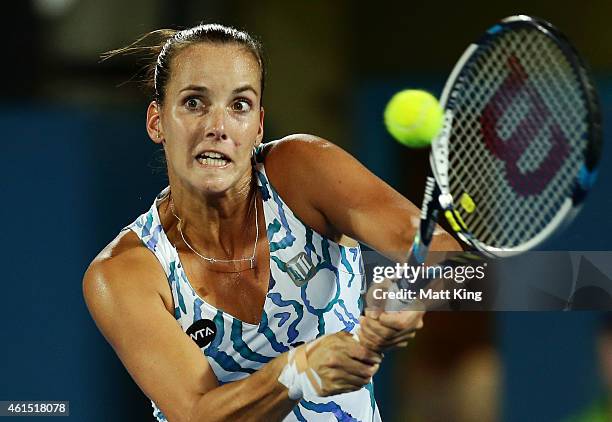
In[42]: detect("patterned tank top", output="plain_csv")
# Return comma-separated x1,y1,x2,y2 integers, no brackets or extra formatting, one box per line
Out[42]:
125,148,381,421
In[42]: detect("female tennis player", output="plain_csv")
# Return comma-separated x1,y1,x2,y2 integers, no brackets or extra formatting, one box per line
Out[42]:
83,24,460,422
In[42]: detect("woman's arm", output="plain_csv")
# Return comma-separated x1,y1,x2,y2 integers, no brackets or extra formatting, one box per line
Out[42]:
83,232,380,422
264,135,462,352
264,134,462,260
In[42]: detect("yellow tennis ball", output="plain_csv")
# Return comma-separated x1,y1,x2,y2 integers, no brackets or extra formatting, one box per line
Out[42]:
383,89,444,148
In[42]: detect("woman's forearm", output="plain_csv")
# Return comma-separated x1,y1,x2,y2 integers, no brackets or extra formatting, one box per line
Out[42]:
188,353,297,422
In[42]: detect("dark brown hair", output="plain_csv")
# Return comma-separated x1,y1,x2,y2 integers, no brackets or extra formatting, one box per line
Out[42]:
102,23,266,106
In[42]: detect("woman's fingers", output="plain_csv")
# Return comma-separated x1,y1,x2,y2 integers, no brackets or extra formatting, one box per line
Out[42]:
358,310,426,352
377,310,425,331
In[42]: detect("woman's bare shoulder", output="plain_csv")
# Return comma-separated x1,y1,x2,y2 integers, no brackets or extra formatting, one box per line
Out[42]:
261,134,330,158
87,229,153,275
260,135,346,239
83,230,173,314
261,134,338,186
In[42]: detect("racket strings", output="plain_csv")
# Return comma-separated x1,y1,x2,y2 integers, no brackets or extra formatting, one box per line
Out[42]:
484,35,581,243
448,27,588,249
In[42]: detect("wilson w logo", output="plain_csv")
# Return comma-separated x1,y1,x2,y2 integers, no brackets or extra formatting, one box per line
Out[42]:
480,55,569,196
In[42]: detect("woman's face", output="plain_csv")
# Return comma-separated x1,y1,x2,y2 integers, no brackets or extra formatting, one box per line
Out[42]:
152,42,264,197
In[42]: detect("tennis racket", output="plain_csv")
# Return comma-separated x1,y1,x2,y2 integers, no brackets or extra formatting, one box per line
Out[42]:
410,15,601,265
374,14,604,310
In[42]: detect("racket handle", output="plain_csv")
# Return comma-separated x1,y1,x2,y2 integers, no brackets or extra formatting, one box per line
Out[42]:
408,238,429,267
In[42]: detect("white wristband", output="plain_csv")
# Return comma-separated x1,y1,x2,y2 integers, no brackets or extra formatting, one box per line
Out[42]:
278,346,322,400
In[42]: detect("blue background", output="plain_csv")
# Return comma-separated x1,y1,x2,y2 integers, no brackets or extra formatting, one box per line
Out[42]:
0,79,609,421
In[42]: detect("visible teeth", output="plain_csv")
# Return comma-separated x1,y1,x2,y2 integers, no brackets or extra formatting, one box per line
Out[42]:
199,157,228,167
203,151,224,159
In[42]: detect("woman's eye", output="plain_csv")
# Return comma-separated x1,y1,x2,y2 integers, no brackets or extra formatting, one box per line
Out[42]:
185,98,202,110
232,99,252,112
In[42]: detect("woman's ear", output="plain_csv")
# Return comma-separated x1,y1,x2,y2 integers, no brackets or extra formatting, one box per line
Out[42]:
146,101,164,144
255,107,265,146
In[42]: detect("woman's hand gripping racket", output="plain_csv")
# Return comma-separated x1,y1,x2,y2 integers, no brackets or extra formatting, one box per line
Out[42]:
383,15,603,311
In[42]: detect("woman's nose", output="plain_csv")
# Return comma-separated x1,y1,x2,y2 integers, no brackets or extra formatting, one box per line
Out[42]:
205,107,228,140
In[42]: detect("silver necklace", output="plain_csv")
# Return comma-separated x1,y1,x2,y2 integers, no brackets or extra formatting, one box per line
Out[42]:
169,195,259,269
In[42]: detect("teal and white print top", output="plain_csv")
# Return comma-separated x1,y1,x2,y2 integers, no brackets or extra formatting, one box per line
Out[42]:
125,149,381,421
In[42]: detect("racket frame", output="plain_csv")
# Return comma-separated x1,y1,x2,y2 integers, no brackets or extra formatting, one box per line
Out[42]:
409,14,602,264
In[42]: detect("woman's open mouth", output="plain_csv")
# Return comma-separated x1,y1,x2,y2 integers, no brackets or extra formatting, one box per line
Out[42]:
196,151,231,168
